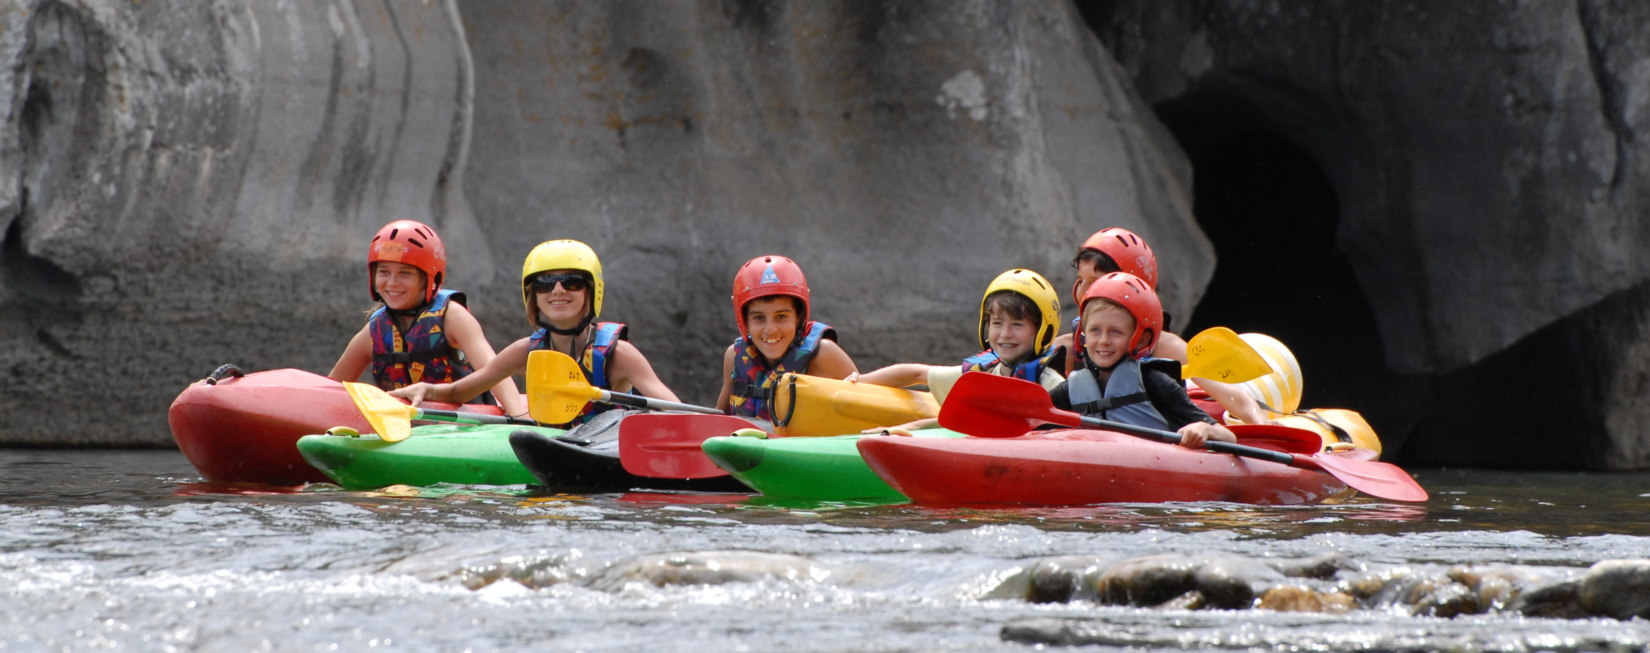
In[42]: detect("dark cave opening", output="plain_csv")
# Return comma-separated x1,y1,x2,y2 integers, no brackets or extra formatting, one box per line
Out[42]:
1167,130,1395,416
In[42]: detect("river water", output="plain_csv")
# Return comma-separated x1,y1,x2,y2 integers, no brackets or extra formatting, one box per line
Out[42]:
4,448,1649,652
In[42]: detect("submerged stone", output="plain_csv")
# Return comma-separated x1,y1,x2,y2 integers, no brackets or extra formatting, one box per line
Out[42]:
1579,559,1650,619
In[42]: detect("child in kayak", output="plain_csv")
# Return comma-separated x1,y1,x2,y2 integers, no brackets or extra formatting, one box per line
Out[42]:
845,268,1066,433
1052,271,1235,449
716,255,858,423
1057,227,1268,425
328,220,525,415
392,239,678,426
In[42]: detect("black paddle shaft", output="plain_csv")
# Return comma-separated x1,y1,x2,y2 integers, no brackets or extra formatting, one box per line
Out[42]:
418,408,536,426
1073,414,1297,466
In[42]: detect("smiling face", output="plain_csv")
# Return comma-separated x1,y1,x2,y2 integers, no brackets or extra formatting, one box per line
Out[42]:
531,269,592,329
743,296,801,361
1082,299,1137,369
373,261,428,311
984,305,1038,366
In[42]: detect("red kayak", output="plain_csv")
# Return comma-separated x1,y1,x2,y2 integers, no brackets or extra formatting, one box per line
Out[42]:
168,365,500,485
857,429,1371,506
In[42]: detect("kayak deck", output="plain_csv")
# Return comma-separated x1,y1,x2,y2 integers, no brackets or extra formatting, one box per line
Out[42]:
169,367,502,485
858,428,1367,506
702,429,964,501
297,423,541,489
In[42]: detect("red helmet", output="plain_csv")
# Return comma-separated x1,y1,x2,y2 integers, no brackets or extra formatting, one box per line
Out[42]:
731,255,810,340
1075,227,1157,301
1079,272,1162,360
367,220,446,304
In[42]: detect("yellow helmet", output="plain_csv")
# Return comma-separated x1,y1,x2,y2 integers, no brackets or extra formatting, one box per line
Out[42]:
521,239,604,328
1237,333,1303,414
978,269,1061,355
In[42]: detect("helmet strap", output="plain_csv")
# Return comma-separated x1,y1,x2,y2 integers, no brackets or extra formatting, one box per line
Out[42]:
539,313,594,337
387,298,431,320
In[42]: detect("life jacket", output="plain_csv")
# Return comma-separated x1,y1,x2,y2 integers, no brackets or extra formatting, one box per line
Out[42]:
1064,356,1181,431
727,321,835,422
529,321,628,426
961,346,1062,384
369,289,475,391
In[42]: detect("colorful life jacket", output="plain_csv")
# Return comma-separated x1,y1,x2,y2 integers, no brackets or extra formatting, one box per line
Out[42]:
369,289,474,391
1064,357,1181,431
727,321,835,422
960,346,1062,383
529,321,628,426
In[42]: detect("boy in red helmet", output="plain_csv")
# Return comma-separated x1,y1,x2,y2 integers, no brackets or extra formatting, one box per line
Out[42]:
329,220,524,416
1051,272,1235,449
1055,227,1268,425
716,255,858,423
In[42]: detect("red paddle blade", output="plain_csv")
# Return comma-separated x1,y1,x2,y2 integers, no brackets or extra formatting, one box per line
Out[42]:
1297,452,1429,502
619,413,760,479
936,372,1080,438
1228,423,1326,455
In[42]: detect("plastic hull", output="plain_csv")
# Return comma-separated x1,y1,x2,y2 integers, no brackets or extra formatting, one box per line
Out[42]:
858,429,1364,506
701,429,964,501
297,424,541,489
168,368,501,485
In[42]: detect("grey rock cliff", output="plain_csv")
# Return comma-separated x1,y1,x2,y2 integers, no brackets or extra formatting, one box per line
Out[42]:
0,1,1205,447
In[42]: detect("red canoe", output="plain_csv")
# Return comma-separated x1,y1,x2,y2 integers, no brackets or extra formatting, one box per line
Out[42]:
168,367,500,485
857,429,1370,506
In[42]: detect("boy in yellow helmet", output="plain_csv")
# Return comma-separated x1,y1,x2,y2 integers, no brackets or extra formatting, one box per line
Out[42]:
848,269,1066,432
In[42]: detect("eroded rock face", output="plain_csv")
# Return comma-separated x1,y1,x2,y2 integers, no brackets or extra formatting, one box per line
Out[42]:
1087,1,1650,468
0,1,1208,446
0,0,485,444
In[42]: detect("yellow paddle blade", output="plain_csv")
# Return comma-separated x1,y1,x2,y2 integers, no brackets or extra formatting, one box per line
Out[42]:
1182,327,1273,383
342,382,414,443
526,350,602,424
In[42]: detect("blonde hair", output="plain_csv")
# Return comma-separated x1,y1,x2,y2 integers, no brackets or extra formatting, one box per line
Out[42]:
1081,297,1134,332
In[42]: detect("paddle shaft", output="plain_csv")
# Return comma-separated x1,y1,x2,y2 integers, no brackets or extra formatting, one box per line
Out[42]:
1071,413,1296,466
595,389,724,416
415,408,535,427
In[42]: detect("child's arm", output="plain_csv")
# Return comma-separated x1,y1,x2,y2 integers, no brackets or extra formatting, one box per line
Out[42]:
607,340,681,403
807,339,858,380
1190,377,1268,425
392,338,530,407
848,363,935,388
326,326,373,382
443,303,526,416
1142,367,1235,448
715,344,737,413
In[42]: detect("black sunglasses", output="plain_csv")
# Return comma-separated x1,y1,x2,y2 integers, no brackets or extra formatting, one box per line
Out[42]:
530,273,591,294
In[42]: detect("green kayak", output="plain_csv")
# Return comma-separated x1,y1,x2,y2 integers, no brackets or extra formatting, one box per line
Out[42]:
700,428,965,502
296,423,557,489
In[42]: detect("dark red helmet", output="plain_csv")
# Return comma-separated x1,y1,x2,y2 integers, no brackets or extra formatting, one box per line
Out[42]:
1073,227,1157,303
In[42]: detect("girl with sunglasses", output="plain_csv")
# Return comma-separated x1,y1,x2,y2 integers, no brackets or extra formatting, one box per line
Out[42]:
392,239,678,425
330,220,525,416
